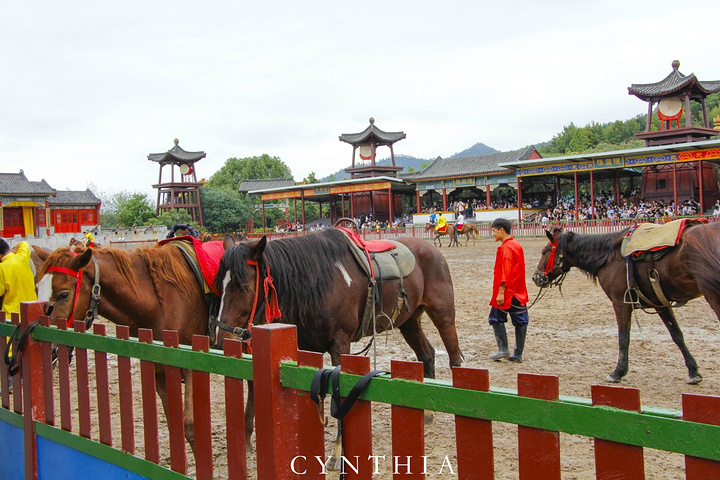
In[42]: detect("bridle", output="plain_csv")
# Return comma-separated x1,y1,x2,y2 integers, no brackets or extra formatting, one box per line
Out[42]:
214,255,281,352
46,258,102,328
534,234,568,292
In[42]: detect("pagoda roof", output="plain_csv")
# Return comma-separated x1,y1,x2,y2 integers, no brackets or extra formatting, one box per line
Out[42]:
402,146,539,181
0,170,56,195
148,139,207,163
49,189,101,206
238,178,295,194
339,117,407,146
628,60,720,101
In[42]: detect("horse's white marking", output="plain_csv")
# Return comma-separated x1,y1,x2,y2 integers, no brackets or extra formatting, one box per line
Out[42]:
335,261,352,286
36,274,53,302
216,271,232,338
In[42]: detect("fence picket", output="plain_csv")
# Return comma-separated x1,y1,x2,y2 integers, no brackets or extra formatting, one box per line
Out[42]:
391,359,425,479
138,328,160,463
684,393,720,479
592,385,645,479
296,350,326,479
223,339,247,480
11,313,22,414
341,354,373,480
163,329,187,474
192,335,213,480
74,320,92,440
39,316,55,426
453,367,493,479
518,373,561,480
93,323,112,446
54,318,72,432
115,325,135,454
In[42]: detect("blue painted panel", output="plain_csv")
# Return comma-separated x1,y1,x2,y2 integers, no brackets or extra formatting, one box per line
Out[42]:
0,420,25,479
38,437,148,480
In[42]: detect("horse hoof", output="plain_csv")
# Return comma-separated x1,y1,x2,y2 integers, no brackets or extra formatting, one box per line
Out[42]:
687,375,703,385
605,375,621,383
327,457,342,471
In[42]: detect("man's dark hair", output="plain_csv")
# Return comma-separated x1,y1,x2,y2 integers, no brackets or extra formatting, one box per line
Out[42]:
491,218,512,234
0,238,9,255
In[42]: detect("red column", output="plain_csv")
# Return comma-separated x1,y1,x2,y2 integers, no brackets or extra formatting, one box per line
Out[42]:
673,164,678,216
698,160,705,214
252,324,300,480
590,170,595,221
416,190,421,214
486,184,491,209
574,173,579,221
517,177,523,223
388,188,393,223
262,203,267,233
442,188,447,211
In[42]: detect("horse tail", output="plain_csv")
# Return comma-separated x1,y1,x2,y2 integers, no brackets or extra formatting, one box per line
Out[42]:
683,225,720,293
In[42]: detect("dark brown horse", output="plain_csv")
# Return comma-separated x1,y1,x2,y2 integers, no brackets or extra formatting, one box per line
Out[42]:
34,243,221,449
215,229,464,378
533,223,720,384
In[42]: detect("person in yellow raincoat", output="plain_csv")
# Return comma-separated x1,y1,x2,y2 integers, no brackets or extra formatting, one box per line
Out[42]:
1,239,38,393
435,213,447,234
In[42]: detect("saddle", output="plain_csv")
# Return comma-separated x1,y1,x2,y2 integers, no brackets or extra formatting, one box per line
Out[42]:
336,227,416,342
456,224,464,232
157,235,225,336
621,219,707,310
437,225,447,234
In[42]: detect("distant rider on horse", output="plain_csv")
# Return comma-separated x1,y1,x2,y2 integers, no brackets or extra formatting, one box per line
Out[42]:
435,213,447,234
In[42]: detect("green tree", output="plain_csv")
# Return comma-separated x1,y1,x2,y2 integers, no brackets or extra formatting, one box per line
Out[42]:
200,186,252,233
114,192,156,226
305,171,319,184
148,208,193,228
206,154,293,191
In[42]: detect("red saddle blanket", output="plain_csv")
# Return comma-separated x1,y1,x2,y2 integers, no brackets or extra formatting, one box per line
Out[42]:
158,235,225,295
437,225,447,234
456,224,464,232
336,227,397,252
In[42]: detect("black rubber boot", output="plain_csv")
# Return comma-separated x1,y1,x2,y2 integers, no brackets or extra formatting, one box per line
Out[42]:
489,323,510,361
508,324,527,363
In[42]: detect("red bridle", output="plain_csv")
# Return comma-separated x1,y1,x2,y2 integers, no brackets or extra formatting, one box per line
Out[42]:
544,238,558,276
244,258,282,351
46,265,83,327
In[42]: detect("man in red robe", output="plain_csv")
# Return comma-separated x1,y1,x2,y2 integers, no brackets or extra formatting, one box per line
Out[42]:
488,218,529,362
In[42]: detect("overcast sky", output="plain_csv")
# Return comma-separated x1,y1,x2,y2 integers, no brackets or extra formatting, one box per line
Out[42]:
2,1,717,200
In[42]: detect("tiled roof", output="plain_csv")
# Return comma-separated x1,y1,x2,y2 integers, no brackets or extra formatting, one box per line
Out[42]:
148,139,207,163
402,146,538,181
628,61,720,100
238,178,295,193
339,117,406,145
0,171,56,195
49,189,101,206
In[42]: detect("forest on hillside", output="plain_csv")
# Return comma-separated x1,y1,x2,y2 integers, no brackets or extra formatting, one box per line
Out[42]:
537,92,720,156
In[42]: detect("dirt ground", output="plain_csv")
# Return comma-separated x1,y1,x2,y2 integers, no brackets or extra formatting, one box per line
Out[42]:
69,235,720,479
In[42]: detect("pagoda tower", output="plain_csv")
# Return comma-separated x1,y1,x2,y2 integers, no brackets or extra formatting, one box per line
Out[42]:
628,60,720,147
148,139,206,225
339,117,406,178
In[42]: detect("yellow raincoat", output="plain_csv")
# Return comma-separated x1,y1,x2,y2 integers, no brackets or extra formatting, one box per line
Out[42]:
0,242,38,315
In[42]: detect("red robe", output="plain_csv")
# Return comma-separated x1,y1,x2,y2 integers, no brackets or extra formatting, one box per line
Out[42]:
490,236,529,309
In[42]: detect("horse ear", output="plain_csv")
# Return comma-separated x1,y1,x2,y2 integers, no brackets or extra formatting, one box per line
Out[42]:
32,245,51,262
247,236,267,261
223,234,236,250
71,247,93,270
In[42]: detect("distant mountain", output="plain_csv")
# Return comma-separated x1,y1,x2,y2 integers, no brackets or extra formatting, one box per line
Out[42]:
317,143,499,182
447,142,498,158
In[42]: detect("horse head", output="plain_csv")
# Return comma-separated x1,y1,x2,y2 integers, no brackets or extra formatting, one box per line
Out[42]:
533,227,573,288
36,246,95,325
214,235,272,348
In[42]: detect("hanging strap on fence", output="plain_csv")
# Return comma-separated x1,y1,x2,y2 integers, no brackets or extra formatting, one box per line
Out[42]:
4,320,41,377
310,366,388,477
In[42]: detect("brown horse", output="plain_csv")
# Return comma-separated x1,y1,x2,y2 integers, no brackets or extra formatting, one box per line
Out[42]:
34,243,222,449
454,223,479,246
424,223,459,247
215,229,464,377
533,223,720,384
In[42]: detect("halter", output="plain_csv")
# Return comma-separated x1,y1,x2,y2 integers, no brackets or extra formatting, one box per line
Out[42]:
46,260,101,328
216,255,281,352
544,238,558,276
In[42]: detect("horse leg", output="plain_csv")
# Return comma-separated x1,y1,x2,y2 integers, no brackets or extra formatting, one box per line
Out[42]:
656,307,702,384
421,302,464,369
607,303,632,383
154,370,196,451
245,381,255,448
398,313,437,378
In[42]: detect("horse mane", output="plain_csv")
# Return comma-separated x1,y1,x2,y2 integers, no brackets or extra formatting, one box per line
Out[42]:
217,229,353,327
39,245,197,303
559,228,629,281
